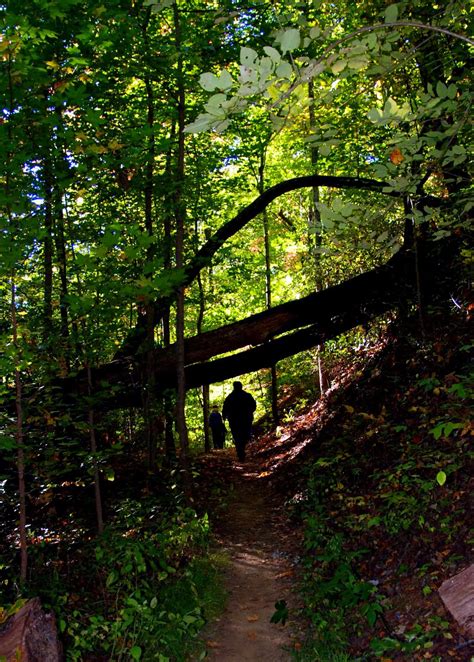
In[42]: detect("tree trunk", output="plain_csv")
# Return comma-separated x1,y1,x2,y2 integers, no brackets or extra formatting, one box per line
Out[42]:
202,384,211,452
197,264,211,452
141,9,160,468
6,58,27,584
53,108,70,371
54,202,70,361
173,4,190,474
11,277,28,583
163,122,177,460
308,80,328,395
0,598,62,661
87,364,104,535
258,152,279,425
116,174,442,358
42,151,54,344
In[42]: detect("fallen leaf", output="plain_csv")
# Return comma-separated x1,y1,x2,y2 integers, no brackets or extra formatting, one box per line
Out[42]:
247,614,259,622
206,640,220,648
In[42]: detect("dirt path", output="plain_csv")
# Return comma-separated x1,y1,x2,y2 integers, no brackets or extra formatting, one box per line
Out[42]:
198,456,298,661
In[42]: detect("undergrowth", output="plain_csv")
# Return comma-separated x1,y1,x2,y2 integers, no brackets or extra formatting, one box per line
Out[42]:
290,317,472,661
1,495,227,661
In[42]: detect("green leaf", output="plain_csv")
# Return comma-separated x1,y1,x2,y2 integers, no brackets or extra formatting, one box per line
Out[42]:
367,107,382,123
216,69,233,90
384,96,399,115
0,435,17,451
130,646,142,661
204,93,227,117
263,46,281,63
270,599,288,625
384,4,398,23
348,56,368,70
106,571,117,587
331,59,346,74
436,81,448,98
183,115,213,134
104,467,115,481
280,28,300,54
240,47,258,66
436,471,447,486
443,421,463,436
447,84,457,99
276,61,293,79
199,72,219,92
367,32,378,49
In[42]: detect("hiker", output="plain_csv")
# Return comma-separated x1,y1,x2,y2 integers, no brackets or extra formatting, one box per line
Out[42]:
222,381,256,462
209,405,226,450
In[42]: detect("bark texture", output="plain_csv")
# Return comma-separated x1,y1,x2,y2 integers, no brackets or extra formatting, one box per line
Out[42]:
0,599,63,662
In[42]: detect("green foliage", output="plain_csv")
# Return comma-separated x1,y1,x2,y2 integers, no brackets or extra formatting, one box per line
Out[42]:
3,506,217,661
270,599,288,625
299,512,384,640
292,321,472,657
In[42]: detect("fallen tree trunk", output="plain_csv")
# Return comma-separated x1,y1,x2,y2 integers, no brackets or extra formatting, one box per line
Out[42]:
116,174,443,357
58,236,451,409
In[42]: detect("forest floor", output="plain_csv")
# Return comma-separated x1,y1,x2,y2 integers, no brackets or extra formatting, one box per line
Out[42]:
194,452,301,661
1,311,470,662
193,312,473,661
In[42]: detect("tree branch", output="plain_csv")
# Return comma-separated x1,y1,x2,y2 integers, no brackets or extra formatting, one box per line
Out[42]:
116,174,443,357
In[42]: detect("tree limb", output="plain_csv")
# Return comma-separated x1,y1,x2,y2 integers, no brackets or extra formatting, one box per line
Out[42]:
116,174,442,357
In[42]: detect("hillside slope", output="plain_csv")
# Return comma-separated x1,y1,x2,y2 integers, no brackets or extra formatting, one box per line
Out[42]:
238,308,473,660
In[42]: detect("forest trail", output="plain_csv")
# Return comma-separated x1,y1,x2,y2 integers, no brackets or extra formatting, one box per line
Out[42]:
196,451,299,661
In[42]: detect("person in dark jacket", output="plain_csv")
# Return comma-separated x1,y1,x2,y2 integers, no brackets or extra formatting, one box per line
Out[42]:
209,405,226,449
222,381,256,462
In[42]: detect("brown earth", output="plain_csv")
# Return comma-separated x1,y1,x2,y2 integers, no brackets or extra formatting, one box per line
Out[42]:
196,452,301,661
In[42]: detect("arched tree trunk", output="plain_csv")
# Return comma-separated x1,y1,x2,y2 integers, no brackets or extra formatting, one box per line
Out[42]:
115,173,440,359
